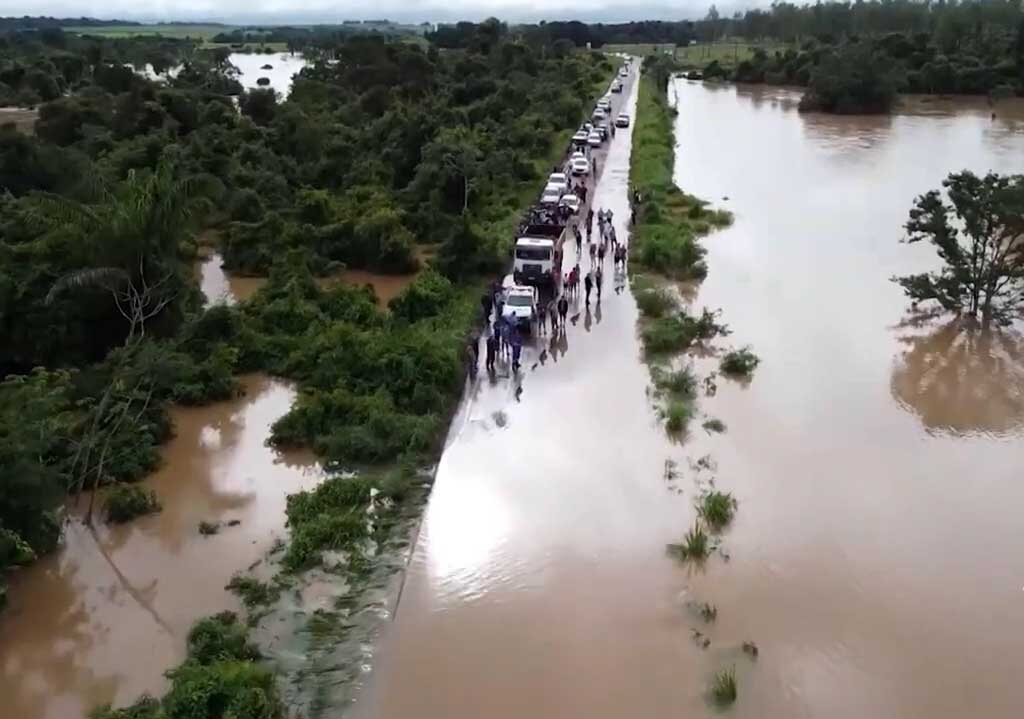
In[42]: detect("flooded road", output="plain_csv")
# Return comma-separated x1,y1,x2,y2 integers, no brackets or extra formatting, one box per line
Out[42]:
362,78,1024,718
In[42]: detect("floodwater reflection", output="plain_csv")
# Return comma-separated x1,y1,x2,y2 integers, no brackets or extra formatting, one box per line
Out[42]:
891,318,1024,436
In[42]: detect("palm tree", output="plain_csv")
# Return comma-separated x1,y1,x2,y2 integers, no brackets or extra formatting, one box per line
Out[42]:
30,156,214,338
26,156,216,520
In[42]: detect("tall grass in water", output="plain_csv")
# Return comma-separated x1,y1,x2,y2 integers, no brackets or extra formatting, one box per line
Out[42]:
698,490,737,531
668,522,710,561
710,666,738,706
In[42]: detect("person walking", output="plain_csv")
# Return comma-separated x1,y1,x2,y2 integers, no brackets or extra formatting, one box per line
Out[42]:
589,242,596,262
558,294,569,326
593,157,599,175
584,271,593,306
586,207,594,231
537,297,548,334
598,243,606,264
465,339,477,378
485,332,497,371
510,326,523,372
595,266,604,300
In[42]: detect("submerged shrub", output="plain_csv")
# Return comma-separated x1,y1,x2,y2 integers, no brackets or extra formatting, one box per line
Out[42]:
226,575,281,608
668,522,710,561
702,418,726,433
720,347,760,377
635,286,675,318
698,490,737,531
186,611,260,664
710,666,738,706
664,400,693,433
103,486,161,524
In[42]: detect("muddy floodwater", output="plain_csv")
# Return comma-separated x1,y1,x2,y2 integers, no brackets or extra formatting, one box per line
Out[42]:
362,78,1024,718
0,352,322,712
197,252,421,309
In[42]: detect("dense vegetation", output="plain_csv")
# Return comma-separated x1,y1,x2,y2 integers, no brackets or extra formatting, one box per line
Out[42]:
90,612,282,719
0,19,611,611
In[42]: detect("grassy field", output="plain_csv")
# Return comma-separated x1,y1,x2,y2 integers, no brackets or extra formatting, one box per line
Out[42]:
605,41,790,69
62,24,232,39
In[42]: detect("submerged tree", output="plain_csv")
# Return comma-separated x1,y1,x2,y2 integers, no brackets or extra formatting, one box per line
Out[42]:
894,171,1024,325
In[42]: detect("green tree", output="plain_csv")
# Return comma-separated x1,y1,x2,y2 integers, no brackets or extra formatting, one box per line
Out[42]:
895,171,1024,325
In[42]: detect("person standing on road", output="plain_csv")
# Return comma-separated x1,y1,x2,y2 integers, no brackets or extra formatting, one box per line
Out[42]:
537,297,548,334
465,339,478,378
584,271,593,306
589,242,597,262
480,292,492,322
593,157,599,175
598,243,606,264
548,298,559,331
586,208,594,232
558,294,569,326
595,266,604,300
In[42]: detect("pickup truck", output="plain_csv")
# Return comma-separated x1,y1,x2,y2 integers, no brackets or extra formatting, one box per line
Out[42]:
501,285,539,330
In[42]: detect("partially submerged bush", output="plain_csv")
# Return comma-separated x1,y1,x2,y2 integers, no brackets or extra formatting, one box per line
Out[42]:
668,522,710,561
698,491,737,531
186,611,261,664
710,666,738,706
720,347,760,377
198,520,220,535
103,485,161,524
656,365,698,398
664,400,693,433
226,575,281,608
635,286,675,318
702,418,726,433
282,475,375,570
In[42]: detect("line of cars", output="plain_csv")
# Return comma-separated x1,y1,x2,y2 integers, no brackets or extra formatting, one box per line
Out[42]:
500,62,632,332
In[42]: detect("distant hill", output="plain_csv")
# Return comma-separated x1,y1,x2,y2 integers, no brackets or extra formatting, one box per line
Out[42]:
0,16,142,31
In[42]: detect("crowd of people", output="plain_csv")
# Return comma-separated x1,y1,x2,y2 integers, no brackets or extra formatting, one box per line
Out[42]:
465,82,633,382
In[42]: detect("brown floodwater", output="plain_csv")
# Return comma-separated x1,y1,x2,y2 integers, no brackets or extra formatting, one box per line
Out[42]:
361,77,1024,718
197,252,421,309
0,375,322,713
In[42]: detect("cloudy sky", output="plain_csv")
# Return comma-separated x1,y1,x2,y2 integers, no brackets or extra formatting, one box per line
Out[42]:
0,0,761,24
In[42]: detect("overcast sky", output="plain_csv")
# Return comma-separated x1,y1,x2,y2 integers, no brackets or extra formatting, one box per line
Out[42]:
0,0,764,24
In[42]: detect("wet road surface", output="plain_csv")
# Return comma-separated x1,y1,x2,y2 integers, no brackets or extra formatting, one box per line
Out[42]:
359,63,716,719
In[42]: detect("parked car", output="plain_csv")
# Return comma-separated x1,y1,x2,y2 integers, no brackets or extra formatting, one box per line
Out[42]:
595,123,609,140
598,98,612,112
592,108,606,122
587,132,603,148
611,81,623,93
572,130,589,146
559,194,581,214
615,113,630,128
619,67,628,77
546,173,568,193
570,157,590,176
502,285,539,330
539,189,562,206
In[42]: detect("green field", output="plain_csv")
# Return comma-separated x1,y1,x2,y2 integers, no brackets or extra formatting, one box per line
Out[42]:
604,41,790,69
62,24,232,40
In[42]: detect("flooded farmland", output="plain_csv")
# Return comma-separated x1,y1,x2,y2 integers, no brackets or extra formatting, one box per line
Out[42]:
360,78,1024,719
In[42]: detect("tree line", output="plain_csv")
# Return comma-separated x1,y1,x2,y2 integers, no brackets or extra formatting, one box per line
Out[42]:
0,20,611,614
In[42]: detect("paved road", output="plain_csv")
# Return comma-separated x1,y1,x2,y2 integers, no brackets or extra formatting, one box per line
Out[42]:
357,63,701,719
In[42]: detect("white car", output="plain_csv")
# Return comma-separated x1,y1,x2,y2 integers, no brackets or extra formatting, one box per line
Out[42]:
598,98,611,111
592,108,606,122
611,81,623,93
502,285,538,330
559,193,581,214
545,177,567,195
615,113,630,128
619,67,628,77
540,190,561,206
572,130,589,146
570,157,590,176
587,132,603,148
